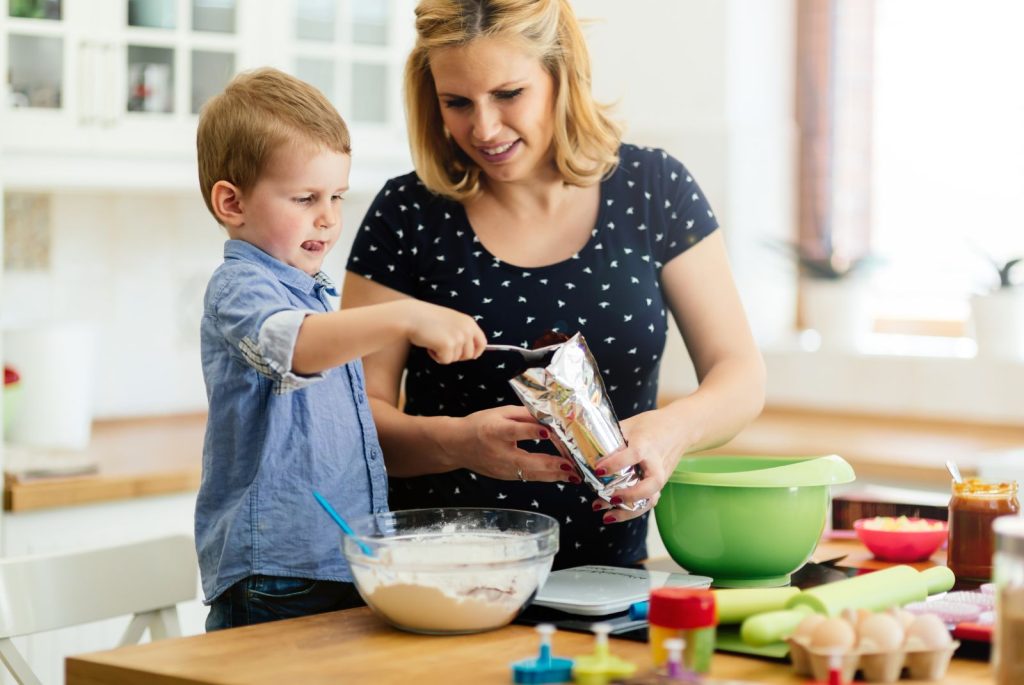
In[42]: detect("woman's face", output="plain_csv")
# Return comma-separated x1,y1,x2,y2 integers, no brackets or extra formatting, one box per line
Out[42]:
430,36,557,186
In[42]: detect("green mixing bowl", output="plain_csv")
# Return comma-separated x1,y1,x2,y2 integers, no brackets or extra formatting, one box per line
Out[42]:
655,455,855,588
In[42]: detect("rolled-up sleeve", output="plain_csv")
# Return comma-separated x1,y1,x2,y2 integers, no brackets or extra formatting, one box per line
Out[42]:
209,263,326,394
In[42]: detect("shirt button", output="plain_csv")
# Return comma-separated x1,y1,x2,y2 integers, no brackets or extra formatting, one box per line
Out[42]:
357,392,366,404
369,448,378,460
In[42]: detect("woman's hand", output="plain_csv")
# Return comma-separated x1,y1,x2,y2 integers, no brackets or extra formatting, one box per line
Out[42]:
590,407,693,523
448,405,580,484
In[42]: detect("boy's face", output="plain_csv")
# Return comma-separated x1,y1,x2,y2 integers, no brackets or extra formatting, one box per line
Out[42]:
232,145,351,276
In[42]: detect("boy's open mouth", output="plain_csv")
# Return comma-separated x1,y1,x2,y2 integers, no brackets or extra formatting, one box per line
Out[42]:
301,240,325,252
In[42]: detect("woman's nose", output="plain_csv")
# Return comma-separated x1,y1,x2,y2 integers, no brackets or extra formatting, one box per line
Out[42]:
471,105,501,142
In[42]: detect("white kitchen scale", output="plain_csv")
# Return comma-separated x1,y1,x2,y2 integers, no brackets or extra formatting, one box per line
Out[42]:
532,565,713,616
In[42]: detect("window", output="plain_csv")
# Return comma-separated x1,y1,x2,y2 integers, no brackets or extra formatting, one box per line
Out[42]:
798,0,1024,338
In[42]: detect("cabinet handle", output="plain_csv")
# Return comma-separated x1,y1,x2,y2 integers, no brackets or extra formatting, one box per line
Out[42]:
101,43,119,127
77,41,97,126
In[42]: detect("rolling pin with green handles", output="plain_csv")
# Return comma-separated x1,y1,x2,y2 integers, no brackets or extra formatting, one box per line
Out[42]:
740,564,955,646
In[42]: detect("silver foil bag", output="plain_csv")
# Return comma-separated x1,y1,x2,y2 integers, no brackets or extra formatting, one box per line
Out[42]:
508,332,646,512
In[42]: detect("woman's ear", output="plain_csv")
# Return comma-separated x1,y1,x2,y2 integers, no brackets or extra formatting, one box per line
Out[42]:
210,181,245,229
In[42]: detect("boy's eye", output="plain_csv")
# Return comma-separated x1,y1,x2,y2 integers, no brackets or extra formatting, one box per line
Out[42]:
442,97,470,109
494,88,523,101
332,194,345,202
295,195,314,204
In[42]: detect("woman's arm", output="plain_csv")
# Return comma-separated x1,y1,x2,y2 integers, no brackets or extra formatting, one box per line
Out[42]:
596,231,766,520
340,272,576,483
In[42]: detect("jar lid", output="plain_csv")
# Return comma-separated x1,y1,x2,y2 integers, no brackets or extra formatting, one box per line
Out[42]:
648,587,716,629
994,515,1024,556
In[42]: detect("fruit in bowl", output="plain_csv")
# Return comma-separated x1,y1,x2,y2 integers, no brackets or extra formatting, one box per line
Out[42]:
343,508,558,634
854,516,948,562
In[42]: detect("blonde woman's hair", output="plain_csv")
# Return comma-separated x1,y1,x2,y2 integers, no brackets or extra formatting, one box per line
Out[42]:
197,67,352,220
405,0,622,201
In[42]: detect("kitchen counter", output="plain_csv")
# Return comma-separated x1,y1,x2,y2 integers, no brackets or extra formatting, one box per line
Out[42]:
3,414,204,512
6,406,1023,512
65,538,991,684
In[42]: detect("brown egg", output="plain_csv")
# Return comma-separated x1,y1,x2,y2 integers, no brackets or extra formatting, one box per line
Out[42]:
888,607,916,629
810,617,857,651
791,613,826,643
857,612,905,652
905,613,953,650
841,607,872,627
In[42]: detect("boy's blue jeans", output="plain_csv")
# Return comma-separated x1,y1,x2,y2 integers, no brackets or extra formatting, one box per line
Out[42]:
205,575,365,631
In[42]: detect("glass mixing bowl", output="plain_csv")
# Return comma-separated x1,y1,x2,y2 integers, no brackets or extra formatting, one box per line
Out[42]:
343,508,559,634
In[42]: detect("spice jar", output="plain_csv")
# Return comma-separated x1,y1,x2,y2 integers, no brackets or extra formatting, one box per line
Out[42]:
993,516,1024,685
647,587,716,674
948,478,1020,581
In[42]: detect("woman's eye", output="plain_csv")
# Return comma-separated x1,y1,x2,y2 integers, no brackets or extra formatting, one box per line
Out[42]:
332,194,345,202
495,88,523,101
442,97,470,109
295,196,314,204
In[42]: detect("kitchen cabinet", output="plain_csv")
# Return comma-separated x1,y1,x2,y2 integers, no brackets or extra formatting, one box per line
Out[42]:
0,0,414,191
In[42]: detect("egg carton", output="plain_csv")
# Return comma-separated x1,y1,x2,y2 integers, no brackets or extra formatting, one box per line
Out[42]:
786,638,959,683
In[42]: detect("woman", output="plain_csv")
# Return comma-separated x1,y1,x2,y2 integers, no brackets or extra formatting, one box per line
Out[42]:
342,0,765,569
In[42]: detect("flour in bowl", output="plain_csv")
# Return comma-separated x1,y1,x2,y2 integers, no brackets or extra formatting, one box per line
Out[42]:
351,532,552,634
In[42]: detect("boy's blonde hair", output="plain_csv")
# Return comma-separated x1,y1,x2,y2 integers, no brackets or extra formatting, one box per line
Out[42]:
197,67,352,219
405,0,622,201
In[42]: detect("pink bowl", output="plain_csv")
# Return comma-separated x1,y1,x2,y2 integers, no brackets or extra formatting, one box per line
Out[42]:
853,517,948,562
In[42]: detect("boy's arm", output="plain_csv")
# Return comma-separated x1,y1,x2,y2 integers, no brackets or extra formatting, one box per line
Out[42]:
291,299,485,375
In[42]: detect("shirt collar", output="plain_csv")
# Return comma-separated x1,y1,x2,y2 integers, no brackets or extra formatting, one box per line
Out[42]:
223,240,337,296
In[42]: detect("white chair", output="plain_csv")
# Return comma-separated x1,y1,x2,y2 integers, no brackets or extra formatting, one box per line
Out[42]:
0,534,197,685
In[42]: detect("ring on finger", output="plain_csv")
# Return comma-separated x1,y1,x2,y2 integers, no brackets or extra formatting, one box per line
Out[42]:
516,466,527,482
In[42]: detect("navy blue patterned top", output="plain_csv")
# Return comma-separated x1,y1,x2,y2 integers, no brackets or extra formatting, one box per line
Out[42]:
346,143,718,569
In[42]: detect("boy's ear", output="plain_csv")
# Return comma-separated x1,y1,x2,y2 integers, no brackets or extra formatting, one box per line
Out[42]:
210,181,245,229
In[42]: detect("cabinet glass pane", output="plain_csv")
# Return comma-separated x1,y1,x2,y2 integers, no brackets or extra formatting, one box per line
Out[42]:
296,58,335,104
352,62,387,123
127,45,175,113
192,0,235,33
128,0,176,29
192,50,234,114
296,0,335,42
8,0,61,20
7,34,62,108
352,0,388,46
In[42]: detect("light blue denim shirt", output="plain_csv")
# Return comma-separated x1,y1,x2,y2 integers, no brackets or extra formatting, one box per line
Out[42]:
195,240,387,603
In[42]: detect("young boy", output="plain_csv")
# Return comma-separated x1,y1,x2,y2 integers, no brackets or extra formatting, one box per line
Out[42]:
194,68,486,631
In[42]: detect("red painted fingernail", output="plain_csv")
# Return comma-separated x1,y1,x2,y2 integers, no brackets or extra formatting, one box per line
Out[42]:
603,515,616,524
560,464,573,472
595,468,607,476
569,476,581,484
592,502,604,511
610,496,623,505
539,429,549,439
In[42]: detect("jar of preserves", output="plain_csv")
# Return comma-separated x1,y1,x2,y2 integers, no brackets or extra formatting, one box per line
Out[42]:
948,478,1020,581
993,515,1024,685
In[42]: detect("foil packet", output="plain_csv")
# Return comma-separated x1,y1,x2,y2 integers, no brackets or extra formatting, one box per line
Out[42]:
508,332,646,511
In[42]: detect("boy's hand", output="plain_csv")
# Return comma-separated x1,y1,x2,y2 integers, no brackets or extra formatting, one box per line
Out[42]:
404,301,486,364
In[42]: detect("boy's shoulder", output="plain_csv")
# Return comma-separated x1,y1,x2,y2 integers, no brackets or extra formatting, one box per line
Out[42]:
205,249,287,305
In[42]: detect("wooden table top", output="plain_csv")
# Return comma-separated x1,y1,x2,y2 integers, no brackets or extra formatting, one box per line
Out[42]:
66,540,994,685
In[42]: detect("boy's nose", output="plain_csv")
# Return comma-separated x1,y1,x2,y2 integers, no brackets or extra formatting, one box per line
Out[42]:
317,202,338,229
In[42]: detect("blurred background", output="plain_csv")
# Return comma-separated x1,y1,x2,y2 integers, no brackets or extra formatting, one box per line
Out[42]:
2,0,1023,427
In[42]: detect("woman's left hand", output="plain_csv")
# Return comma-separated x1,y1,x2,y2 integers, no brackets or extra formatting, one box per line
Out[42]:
590,407,692,523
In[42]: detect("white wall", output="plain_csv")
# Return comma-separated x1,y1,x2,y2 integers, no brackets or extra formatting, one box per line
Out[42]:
583,0,798,395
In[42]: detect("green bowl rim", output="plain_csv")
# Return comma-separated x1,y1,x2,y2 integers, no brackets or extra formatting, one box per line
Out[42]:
666,454,856,488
